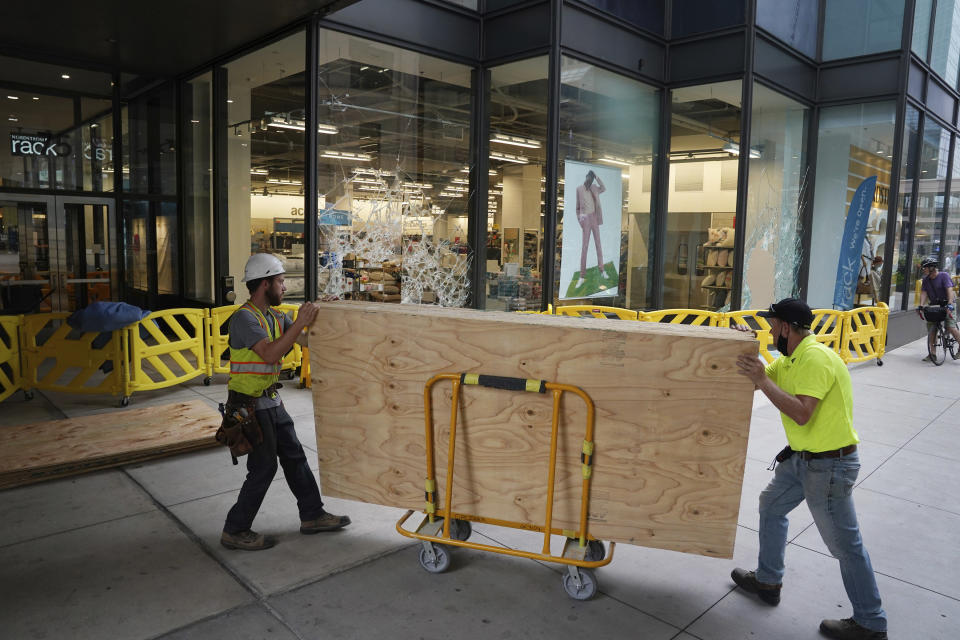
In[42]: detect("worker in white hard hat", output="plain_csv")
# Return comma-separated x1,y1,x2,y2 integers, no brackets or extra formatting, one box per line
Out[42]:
220,252,350,551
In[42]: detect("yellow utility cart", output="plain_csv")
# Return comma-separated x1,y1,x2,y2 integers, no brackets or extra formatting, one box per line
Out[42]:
396,372,615,600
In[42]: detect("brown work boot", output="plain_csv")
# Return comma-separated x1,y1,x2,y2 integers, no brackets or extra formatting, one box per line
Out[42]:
300,511,351,534
819,618,887,639
220,529,276,551
731,568,781,605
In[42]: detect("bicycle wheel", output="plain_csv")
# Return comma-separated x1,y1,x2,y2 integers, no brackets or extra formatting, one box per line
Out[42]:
929,325,947,365
950,332,960,361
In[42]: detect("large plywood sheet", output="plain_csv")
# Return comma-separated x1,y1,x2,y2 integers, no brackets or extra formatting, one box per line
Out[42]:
310,302,756,558
0,400,220,489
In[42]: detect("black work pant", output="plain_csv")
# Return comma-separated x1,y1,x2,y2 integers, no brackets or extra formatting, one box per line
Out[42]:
223,403,324,534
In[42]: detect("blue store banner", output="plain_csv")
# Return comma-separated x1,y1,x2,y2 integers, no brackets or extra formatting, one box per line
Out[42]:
833,175,877,310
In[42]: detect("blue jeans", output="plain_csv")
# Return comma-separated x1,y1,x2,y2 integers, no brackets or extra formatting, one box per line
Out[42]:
756,450,887,632
224,403,325,534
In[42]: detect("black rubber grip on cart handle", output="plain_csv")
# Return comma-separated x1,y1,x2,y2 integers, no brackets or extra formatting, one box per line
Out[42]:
460,373,546,393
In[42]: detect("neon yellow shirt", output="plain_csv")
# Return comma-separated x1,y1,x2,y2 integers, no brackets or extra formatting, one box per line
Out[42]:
764,335,859,453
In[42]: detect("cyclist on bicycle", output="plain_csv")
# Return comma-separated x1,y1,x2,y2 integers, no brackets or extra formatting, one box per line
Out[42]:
918,256,960,361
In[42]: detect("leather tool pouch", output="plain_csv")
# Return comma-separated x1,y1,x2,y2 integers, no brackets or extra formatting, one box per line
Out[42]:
215,391,263,464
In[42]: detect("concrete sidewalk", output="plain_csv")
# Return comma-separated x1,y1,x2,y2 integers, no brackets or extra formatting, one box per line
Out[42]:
0,337,957,639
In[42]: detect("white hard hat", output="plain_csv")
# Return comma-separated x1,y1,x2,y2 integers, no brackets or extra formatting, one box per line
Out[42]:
242,253,285,282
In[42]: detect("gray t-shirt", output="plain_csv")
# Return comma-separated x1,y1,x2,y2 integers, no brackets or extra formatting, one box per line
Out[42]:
229,305,293,409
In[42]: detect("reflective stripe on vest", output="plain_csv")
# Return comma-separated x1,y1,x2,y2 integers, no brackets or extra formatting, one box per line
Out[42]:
228,303,284,396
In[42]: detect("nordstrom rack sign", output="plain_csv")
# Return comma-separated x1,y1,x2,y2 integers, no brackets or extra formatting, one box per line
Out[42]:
9,133,71,157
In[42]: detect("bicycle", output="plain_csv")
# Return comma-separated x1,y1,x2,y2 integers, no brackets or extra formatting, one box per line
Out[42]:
918,304,959,365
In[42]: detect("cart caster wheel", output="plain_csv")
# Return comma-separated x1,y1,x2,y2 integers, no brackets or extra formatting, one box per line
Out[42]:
876,359,883,366
562,568,598,600
418,544,451,573
23,390,34,401
449,519,472,542
120,396,130,407
203,376,212,386
584,540,606,562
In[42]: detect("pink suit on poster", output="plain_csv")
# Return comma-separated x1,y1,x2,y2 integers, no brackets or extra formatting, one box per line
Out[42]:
576,172,605,277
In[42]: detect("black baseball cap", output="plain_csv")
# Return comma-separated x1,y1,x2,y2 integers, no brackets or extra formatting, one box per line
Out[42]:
757,297,814,329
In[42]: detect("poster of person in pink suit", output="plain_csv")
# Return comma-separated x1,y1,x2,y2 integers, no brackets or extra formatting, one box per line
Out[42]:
560,160,622,299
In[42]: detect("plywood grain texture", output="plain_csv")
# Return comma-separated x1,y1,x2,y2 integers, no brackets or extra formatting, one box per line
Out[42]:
309,302,757,558
0,400,220,489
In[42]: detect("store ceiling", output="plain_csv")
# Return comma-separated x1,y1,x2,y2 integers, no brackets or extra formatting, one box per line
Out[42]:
0,0,358,79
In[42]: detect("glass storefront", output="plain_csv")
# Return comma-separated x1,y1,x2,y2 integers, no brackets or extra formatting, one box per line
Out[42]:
909,117,950,308
664,80,742,311
181,72,214,303
313,29,473,305
554,57,659,309
891,105,921,310
946,139,960,277
741,84,809,310
225,30,306,304
808,101,896,310
484,57,548,311
930,0,960,87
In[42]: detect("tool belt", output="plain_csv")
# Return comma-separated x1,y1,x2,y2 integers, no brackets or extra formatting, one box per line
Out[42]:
215,390,266,464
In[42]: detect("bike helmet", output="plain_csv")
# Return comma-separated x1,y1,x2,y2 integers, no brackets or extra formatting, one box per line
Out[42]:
920,256,940,269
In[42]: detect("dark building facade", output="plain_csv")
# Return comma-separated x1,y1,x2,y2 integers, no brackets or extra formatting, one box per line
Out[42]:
0,0,956,346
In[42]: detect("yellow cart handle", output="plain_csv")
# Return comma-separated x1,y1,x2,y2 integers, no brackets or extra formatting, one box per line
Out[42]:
460,373,546,394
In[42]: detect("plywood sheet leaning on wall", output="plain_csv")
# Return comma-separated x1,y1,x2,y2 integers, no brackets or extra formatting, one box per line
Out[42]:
0,400,220,489
309,302,757,558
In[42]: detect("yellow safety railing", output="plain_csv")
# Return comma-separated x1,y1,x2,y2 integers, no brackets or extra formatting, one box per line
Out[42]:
126,308,208,402
643,308,722,326
810,308,845,355
20,313,127,399
0,314,22,402
841,302,888,365
554,305,639,320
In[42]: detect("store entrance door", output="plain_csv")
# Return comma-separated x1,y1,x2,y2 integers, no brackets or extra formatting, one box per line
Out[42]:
0,195,117,313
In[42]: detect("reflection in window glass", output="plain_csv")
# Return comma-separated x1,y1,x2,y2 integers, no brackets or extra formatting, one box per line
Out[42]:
822,0,906,60
0,89,114,192
125,84,177,196
756,0,818,58
486,58,548,311
891,106,921,310
930,0,960,87
183,72,214,302
157,202,178,296
665,80,742,311
808,102,895,310
742,84,809,310
225,30,305,304
913,0,934,58
910,118,949,308
555,57,659,309
579,0,664,34
672,0,745,37
945,138,960,278
123,200,150,293
314,30,473,306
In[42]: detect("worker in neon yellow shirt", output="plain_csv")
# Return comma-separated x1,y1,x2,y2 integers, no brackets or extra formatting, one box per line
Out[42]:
731,298,887,640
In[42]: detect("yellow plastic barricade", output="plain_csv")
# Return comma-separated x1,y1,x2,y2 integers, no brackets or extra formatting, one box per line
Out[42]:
810,308,844,355
0,315,22,402
126,308,207,403
841,302,888,366
206,304,240,379
275,303,303,376
642,308,721,326
553,305,639,320
20,312,127,400
721,309,776,363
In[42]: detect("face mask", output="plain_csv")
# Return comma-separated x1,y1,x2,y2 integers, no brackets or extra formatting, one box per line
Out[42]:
777,332,789,356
